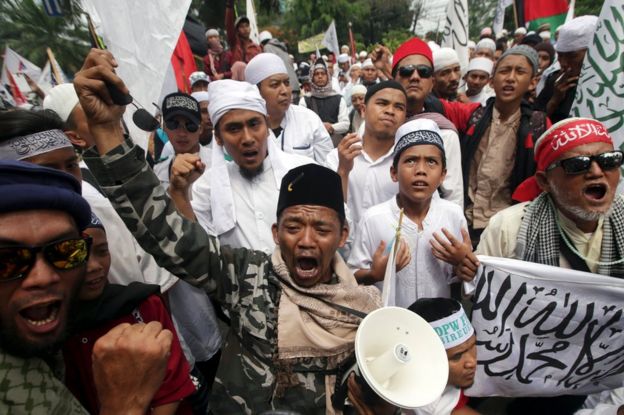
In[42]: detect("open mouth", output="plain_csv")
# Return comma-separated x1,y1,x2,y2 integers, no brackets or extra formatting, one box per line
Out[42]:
501,85,515,93
19,300,61,332
85,276,106,290
584,183,607,201
412,180,429,188
242,150,259,161
295,256,319,279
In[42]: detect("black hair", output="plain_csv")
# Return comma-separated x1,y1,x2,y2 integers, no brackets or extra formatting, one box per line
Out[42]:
0,109,66,142
392,145,446,170
364,80,407,104
408,297,461,323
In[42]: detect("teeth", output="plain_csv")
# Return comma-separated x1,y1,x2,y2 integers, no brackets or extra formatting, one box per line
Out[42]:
26,307,58,326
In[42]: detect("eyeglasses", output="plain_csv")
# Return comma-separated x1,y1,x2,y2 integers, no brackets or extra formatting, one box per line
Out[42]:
546,150,624,175
165,119,199,133
397,64,433,79
0,236,92,282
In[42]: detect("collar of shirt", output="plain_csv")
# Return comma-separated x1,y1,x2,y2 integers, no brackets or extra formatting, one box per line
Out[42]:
492,105,522,126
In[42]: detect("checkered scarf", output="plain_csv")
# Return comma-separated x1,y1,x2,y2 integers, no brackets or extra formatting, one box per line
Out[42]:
515,193,624,278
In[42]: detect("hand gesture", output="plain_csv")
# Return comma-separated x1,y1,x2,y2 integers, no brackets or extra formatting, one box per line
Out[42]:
337,133,362,176
73,49,128,128
93,322,173,414
430,228,472,266
552,70,579,102
169,153,205,193
369,238,411,282
454,251,480,282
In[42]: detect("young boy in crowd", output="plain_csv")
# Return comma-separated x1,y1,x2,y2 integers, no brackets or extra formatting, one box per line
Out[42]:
348,118,472,307
63,214,197,415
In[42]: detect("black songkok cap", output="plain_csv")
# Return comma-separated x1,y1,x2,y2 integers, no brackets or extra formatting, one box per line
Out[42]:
277,164,345,219
364,80,407,104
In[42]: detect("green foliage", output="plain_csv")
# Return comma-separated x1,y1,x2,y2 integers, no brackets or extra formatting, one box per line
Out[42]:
0,0,90,75
381,29,413,52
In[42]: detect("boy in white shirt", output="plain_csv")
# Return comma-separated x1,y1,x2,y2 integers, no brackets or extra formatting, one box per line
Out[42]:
348,118,470,306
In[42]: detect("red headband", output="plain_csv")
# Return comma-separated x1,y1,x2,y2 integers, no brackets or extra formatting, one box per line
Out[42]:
392,38,434,73
513,118,613,202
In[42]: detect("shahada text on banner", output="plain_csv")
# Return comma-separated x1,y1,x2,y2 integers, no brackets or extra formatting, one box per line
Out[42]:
466,256,624,397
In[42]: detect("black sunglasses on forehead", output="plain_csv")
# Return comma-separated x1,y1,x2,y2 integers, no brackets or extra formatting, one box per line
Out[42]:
397,64,433,79
165,119,199,133
546,150,624,175
0,236,92,282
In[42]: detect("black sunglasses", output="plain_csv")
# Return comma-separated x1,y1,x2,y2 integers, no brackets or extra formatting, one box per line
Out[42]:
546,150,624,175
0,236,92,282
165,119,199,133
397,64,433,79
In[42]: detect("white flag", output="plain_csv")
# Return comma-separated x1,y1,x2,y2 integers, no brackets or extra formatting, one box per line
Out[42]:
381,237,398,307
322,20,340,55
493,0,513,36
441,0,469,71
80,0,190,150
1,47,42,88
466,256,624,397
246,0,260,45
570,0,624,191
565,0,576,22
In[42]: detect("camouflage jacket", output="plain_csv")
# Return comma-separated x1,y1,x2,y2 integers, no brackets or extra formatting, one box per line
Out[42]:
0,349,87,415
84,140,353,414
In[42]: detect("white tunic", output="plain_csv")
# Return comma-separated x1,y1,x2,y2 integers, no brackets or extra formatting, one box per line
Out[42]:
348,196,466,307
325,144,398,227
191,152,314,253
273,104,334,163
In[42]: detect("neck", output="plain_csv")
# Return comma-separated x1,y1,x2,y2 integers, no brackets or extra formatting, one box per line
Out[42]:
494,98,521,121
362,129,394,160
268,109,286,129
397,194,431,228
407,98,424,118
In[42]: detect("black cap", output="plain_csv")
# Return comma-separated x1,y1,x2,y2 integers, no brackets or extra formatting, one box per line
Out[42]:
277,164,345,219
162,93,200,125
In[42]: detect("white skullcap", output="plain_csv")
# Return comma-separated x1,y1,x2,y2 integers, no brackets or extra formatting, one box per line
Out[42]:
205,28,219,38
476,38,496,52
259,30,273,43
467,40,476,49
362,58,374,68
395,118,442,143
433,47,460,72
480,27,492,37
207,80,267,127
351,62,362,69
191,91,210,103
244,53,288,85
351,84,367,96
337,53,350,64
43,83,79,123
359,50,368,58
515,27,527,35
466,57,494,76
539,31,551,40
427,41,441,52
555,15,599,53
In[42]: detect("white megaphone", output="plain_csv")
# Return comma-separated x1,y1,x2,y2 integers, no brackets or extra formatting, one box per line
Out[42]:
333,306,449,410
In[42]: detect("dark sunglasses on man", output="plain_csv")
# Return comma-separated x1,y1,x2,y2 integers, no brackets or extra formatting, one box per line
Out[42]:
397,64,433,79
546,150,624,175
165,119,199,133
0,236,91,282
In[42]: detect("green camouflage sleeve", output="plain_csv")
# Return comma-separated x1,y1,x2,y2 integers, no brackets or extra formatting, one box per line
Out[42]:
83,139,222,294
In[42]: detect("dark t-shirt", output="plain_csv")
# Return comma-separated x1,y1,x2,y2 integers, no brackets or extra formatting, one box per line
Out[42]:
534,71,577,124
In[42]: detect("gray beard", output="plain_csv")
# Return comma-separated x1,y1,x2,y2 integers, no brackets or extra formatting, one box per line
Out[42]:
549,185,609,223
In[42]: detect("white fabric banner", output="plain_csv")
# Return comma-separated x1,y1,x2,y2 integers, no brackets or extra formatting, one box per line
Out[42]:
246,0,260,45
493,0,513,36
80,0,190,149
322,20,340,55
466,256,624,397
570,0,624,191
1,47,41,86
441,0,469,71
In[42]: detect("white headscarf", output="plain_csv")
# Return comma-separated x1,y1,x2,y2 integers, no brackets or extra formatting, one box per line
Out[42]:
555,15,599,53
207,80,267,127
244,53,288,85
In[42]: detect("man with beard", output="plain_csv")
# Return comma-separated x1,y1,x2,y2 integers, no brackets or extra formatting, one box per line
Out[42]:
72,49,382,414
203,28,232,80
185,79,313,254
245,53,333,163
461,117,624,415
325,81,407,226
0,160,174,414
432,48,462,101
300,58,350,146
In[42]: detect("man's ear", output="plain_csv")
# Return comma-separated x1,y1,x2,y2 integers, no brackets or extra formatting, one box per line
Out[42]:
214,129,223,146
535,171,550,192
390,164,399,183
64,130,87,149
272,222,279,245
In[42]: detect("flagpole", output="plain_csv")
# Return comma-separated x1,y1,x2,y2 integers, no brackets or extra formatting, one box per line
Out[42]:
513,0,519,28
348,22,357,61
46,48,62,85
393,209,404,262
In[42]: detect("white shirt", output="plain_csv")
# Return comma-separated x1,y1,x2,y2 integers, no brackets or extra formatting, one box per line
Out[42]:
348,196,466,307
325,144,397,227
191,154,313,253
408,385,462,415
467,85,494,106
80,169,178,291
153,144,212,191
273,104,334,163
